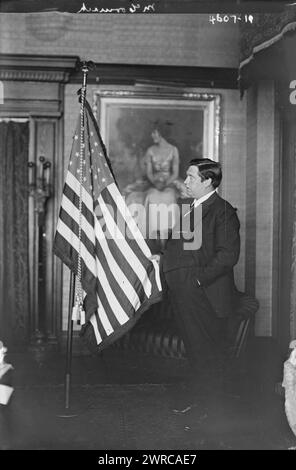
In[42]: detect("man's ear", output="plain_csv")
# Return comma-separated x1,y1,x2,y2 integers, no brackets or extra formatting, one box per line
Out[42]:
204,177,212,188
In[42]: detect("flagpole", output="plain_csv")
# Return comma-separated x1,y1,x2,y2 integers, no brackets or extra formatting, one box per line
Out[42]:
64,270,76,411
59,61,92,415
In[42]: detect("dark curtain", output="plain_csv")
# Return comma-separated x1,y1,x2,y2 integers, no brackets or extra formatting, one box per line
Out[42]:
239,10,296,93
0,121,30,350
239,10,296,66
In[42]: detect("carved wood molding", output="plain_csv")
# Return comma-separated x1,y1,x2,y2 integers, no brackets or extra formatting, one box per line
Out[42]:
0,70,70,82
0,54,78,83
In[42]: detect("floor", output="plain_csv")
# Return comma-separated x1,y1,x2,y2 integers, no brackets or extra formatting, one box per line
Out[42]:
1,338,296,450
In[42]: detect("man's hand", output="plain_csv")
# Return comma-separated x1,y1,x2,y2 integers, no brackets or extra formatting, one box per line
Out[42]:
149,254,161,264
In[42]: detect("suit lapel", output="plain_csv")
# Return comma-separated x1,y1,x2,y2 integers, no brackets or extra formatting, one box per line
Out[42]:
176,193,218,235
201,192,218,217
191,192,218,230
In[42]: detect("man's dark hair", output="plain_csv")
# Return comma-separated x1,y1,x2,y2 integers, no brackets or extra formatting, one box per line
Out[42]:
189,158,222,189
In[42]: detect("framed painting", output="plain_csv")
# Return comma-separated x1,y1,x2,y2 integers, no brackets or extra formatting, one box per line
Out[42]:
93,88,221,193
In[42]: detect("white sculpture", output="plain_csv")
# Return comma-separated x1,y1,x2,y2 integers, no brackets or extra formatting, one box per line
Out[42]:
282,340,296,438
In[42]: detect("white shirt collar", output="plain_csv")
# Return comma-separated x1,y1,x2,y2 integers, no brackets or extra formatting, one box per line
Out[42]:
193,189,216,208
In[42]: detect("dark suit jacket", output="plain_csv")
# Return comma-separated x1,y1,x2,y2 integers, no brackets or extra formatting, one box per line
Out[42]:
162,192,240,318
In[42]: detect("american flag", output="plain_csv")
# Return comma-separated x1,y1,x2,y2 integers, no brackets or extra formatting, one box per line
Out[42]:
53,100,162,352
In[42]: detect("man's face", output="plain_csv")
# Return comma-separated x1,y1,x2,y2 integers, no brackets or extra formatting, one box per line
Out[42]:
184,165,211,199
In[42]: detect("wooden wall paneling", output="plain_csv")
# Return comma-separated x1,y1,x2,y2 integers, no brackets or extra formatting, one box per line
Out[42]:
255,80,279,337
271,90,281,340
245,85,257,297
278,114,295,353
245,81,281,338
32,115,64,348
28,117,37,341
39,120,54,340
52,87,64,346
33,119,55,344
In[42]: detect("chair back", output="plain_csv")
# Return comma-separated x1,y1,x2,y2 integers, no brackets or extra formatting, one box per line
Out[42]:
229,293,259,359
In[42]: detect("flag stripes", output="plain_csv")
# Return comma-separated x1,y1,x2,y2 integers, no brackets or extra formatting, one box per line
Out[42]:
108,183,152,257
59,185,149,310
97,195,153,298
90,314,103,344
64,172,157,295
55,219,142,329
98,184,162,291
60,197,143,312
55,230,139,339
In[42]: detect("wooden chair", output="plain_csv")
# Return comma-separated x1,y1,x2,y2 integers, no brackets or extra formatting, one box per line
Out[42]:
227,292,259,360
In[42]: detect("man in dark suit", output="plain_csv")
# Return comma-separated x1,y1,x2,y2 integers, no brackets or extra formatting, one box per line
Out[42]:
161,158,240,376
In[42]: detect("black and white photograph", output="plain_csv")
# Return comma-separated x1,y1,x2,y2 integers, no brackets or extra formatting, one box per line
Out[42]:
0,0,296,455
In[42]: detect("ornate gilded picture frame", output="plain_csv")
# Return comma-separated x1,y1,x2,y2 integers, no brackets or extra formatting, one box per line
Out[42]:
93,88,221,193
